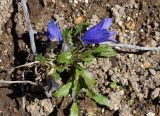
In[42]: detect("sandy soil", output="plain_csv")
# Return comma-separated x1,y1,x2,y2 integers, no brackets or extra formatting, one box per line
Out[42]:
0,0,160,115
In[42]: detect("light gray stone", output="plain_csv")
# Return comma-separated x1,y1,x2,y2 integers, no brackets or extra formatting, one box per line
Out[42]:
151,88,160,99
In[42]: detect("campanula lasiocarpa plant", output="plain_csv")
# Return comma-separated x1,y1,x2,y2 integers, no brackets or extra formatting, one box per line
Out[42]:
36,18,117,115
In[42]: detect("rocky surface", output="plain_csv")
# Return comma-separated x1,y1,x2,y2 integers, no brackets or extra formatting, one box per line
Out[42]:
0,0,160,115
0,0,13,34
26,99,54,116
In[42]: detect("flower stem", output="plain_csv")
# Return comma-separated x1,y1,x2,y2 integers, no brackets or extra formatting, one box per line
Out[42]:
102,42,160,51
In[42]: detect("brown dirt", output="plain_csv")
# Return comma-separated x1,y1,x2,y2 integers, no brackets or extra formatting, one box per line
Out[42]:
0,0,160,115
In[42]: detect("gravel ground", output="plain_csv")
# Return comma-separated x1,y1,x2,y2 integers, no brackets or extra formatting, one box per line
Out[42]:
0,0,160,115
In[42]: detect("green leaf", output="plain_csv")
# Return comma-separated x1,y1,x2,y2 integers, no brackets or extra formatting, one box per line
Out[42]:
86,90,108,106
110,81,117,89
62,29,71,39
91,45,117,57
56,51,72,64
53,82,72,97
99,50,117,57
72,79,80,99
62,29,72,44
36,53,46,63
81,54,94,63
80,70,95,88
51,72,61,80
70,102,78,116
91,45,110,53
72,69,80,98
74,22,89,36
55,66,65,73
77,63,84,69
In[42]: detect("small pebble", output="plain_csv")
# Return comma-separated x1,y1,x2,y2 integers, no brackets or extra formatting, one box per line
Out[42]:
146,112,155,116
85,0,88,4
155,31,160,40
101,108,105,113
74,16,84,25
150,40,157,47
128,54,134,58
125,20,135,30
120,90,124,95
149,69,157,76
69,0,73,3
151,88,160,99
74,0,78,4
154,21,159,28
118,34,125,43
52,0,55,3
108,69,114,76
118,21,123,26
111,5,125,23
141,62,151,69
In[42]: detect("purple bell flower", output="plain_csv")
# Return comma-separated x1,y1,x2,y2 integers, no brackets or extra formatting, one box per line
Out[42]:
47,19,62,43
82,18,117,44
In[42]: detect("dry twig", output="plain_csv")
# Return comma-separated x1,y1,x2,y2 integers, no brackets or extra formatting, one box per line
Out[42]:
0,80,37,85
102,42,160,51
15,61,39,69
4,61,39,74
21,0,37,54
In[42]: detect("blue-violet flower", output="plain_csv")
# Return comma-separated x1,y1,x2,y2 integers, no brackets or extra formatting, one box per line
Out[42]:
82,18,117,44
47,19,62,43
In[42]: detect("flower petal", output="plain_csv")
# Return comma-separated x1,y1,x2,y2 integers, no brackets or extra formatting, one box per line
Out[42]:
101,18,112,29
81,18,116,44
108,31,116,37
88,18,112,32
82,29,116,44
47,19,62,43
